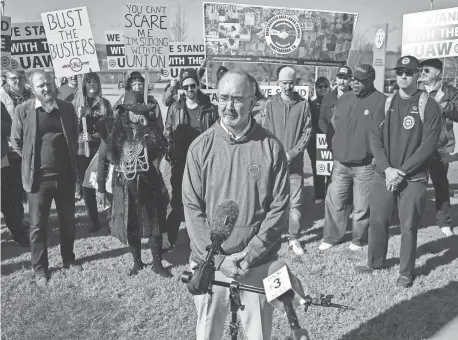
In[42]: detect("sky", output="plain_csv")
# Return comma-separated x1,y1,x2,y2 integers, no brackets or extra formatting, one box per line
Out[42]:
4,0,458,51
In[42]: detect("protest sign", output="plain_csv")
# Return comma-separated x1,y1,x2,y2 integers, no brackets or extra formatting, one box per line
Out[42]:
202,89,219,104
1,16,11,69
105,31,126,69
11,22,52,70
260,85,309,99
316,133,333,176
203,2,358,67
161,42,205,79
123,3,169,69
41,7,99,77
402,7,458,59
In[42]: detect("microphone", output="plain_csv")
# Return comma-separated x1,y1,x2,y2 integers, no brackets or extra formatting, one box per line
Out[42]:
186,200,239,295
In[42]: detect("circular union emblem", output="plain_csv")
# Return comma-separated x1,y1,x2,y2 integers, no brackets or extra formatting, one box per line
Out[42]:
402,57,410,65
248,163,261,177
161,69,169,77
108,59,116,68
1,56,10,68
374,29,385,49
364,109,369,116
69,57,83,72
403,116,415,130
265,15,302,55
317,164,326,173
10,59,18,69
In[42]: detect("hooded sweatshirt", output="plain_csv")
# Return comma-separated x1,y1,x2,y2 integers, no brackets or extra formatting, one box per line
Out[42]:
183,119,290,269
263,92,311,174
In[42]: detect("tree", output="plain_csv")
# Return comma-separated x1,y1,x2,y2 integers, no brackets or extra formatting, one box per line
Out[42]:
346,33,373,70
170,5,188,42
252,63,278,85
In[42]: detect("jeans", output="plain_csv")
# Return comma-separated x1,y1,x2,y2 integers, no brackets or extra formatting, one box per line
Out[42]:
367,174,427,278
323,160,374,245
28,171,76,275
289,174,304,238
429,156,452,228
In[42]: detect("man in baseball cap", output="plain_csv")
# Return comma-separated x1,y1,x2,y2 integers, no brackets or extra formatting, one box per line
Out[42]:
419,58,458,237
319,63,385,252
356,56,442,288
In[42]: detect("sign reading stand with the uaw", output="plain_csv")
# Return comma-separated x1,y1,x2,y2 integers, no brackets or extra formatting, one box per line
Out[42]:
402,7,458,59
41,7,99,77
11,22,52,70
203,2,358,67
1,16,12,69
316,133,333,176
161,42,205,80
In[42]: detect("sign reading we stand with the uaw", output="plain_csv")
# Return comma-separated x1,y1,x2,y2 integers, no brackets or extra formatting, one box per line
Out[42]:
316,133,333,176
162,42,205,79
1,16,12,69
11,22,52,70
41,7,99,77
105,31,126,69
123,3,169,69
402,7,458,59
261,85,309,99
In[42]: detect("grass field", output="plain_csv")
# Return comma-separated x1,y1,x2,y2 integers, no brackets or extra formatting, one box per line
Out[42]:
2,164,458,340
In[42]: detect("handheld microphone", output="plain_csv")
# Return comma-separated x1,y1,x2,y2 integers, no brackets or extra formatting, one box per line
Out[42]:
186,200,239,295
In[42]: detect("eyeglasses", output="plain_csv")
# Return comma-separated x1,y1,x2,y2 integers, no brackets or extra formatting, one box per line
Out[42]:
421,68,433,74
7,76,25,82
218,95,252,105
396,69,415,77
183,84,197,91
317,85,329,89
336,75,349,80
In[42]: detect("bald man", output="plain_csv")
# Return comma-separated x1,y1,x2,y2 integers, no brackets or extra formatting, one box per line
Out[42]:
263,66,312,256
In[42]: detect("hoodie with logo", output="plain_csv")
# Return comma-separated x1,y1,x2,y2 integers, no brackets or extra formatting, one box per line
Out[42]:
262,92,311,174
183,119,290,269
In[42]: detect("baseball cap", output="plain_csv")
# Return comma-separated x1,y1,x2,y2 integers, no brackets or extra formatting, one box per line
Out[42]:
180,68,199,84
353,64,376,81
337,66,352,77
419,58,443,70
394,56,420,71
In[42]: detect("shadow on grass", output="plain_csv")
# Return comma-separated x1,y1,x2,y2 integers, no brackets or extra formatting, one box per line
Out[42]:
163,228,191,268
415,235,458,277
340,281,458,340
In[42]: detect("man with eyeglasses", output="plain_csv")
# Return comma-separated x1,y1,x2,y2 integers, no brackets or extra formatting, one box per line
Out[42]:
57,75,78,102
0,70,33,246
263,66,312,256
164,68,218,247
356,56,441,288
183,68,289,340
319,66,352,151
418,58,458,237
319,64,386,251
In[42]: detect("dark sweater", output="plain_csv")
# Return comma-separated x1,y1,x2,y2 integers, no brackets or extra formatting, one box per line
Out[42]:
372,90,441,181
57,84,77,102
332,89,386,165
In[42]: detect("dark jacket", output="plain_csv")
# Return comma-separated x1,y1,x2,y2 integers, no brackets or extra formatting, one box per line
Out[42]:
263,92,312,174
318,88,339,149
164,90,218,165
332,89,386,165
1,102,11,159
309,96,324,136
419,82,458,154
371,91,441,181
10,98,79,192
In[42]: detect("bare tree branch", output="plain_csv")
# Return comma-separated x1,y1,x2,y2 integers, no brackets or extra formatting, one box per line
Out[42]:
170,5,188,42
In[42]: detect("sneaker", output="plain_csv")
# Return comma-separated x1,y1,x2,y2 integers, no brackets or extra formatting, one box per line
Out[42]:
440,227,454,237
314,199,324,204
355,265,376,274
396,275,413,288
63,261,83,272
289,239,305,256
34,273,48,288
318,242,334,250
349,243,364,251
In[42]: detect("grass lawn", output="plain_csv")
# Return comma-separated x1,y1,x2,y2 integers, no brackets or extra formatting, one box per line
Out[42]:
2,173,458,340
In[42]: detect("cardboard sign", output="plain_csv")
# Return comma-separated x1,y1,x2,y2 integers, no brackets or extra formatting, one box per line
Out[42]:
204,2,358,67
263,266,292,303
11,22,52,70
161,42,205,79
1,16,12,69
402,7,458,59
202,89,219,104
123,3,169,69
41,7,100,77
261,85,309,99
105,31,126,69
316,133,333,176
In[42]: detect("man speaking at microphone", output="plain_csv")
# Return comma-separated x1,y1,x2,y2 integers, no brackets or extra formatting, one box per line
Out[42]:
183,68,290,340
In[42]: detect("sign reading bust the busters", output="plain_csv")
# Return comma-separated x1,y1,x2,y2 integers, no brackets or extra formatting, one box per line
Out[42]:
203,2,358,67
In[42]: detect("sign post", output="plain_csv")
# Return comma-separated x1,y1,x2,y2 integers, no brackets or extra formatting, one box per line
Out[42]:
373,23,388,93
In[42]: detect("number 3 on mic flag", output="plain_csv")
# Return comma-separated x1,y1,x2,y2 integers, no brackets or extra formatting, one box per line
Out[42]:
263,266,292,303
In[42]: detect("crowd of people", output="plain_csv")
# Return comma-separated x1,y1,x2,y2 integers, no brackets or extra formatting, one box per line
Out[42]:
1,54,458,339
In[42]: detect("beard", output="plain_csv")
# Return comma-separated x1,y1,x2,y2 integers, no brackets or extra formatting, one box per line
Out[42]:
35,92,54,104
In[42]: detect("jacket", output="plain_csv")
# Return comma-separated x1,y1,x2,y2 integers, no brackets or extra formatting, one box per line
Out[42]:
1,102,11,159
263,92,312,174
371,90,441,181
0,85,34,118
183,120,289,269
332,88,386,164
10,98,79,192
419,81,458,154
164,90,218,165
309,95,324,136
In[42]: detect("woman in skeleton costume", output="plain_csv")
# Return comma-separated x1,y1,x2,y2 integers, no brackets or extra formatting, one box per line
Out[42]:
96,91,172,278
